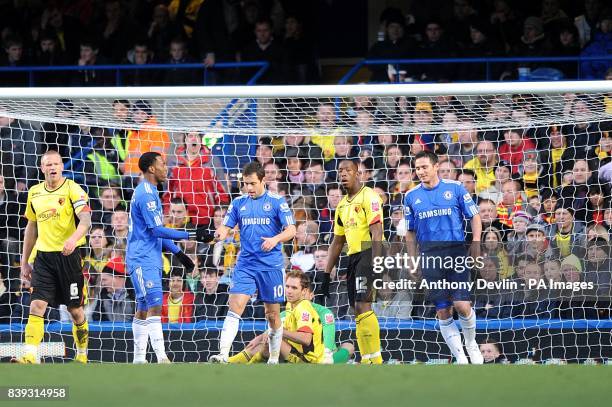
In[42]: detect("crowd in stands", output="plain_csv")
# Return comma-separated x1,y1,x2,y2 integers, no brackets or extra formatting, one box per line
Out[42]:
1,72,611,323
0,0,611,86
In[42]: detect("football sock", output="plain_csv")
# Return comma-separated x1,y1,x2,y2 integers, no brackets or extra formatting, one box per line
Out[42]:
72,319,89,356
24,314,44,357
146,316,168,361
267,327,283,364
218,311,241,358
439,317,468,363
132,318,149,363
228,350,251,364
356,311,383,364
247,351,265,364
459,309,477,346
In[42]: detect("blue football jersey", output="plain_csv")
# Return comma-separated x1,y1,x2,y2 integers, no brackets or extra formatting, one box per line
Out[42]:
224,190,294,269
126,180,164,269
403,178,478,244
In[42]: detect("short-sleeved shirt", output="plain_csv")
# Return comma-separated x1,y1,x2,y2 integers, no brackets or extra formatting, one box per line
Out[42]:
403,178,478,245
283,299,324,363
126,180,164,269
223,190,294,270
24,178,89,252
282,302,336,352
334,186,383,255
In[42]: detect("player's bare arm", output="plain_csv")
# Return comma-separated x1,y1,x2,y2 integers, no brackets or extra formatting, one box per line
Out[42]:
62,210,92,256
325,234,346,275
469,213,482,259
282,330,312,347
261,224,296,252
20,220,38,282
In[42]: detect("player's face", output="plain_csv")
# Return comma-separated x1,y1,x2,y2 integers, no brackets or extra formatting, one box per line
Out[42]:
41,153,64,184
414,157,438,184
152,156,168,183
285,277,306,303
242,173,265,197
338,161,358,189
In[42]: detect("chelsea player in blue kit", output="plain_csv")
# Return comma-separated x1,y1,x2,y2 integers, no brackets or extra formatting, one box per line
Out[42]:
127,152,212,363
404,151,484,364
209,162,296,364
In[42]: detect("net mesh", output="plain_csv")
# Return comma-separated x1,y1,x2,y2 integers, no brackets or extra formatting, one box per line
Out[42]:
0,83,611,364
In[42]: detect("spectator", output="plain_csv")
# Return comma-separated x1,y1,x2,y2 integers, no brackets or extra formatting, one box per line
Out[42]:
110,209,129,248
263,161,284,183
541,0,569,32
448,121,480,168
461,18,504,80
497,180,525,229
164,198,193,230
163,37,199,85
539,126,576,189
276,133,323,162
564,97,602,157
324,135,358,182
489,0,522,52
376,144,403,182
560,253,583,284
71,38,112,86
585,184,609,225
82,128,124,190
290,220,319,271
499,128,536,175
91,257,134,322
519,151,548,199
255,137,274,166
122,40,157,86
367,9,415,82
584,238,612,298
417,20,456,81
97,0,135,63
0,271,10,324
558,159,595,221
464,141,498,194
371,271,413,319
91,186,126,227
284,148,304,184
0,115,40,190
549,205,586,257
162,272,195,323
0,175,25,275
409,102,438,152
148,4,182,61
194,268,229,321
121,100,170,178
168,0,204,40
580,11,612,79
457,169,478,202
319,183,341,240
39,4,82,60
438,159,458,180
283,15,318,84
0,36,28,86
388,161,416,204
164,132,229,227
479,339,507,363
483,226,512,278
310,102,340,161
238,19,285,84
510,16,553,73
575,0,603,47
588,131,612,166
550,22,581,78
34,30,69,85
506,210,532,260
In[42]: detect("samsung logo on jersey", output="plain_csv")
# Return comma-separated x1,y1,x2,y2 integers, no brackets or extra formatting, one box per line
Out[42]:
418,208,452,219
242,217,271,225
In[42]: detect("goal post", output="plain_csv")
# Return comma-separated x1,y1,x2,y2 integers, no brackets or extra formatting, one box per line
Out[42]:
0,81,611,364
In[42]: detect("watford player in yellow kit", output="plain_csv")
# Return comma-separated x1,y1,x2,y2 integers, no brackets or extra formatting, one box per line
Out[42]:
16,150,92,364
229,270,324,364
324,159,384,364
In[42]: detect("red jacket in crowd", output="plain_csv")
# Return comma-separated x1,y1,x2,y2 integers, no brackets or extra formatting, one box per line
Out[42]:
161,291,195,323
163,147,230,225
499,138,536,174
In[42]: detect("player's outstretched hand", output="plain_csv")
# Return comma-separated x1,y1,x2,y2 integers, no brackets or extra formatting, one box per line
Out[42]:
176,251,195,274
320,273,331,298
260,236,279,252
189,227,215,243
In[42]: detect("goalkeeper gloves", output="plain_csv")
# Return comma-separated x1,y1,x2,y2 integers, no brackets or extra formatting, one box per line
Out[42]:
320,273,331,298
188,227,215,243
175,251,195,275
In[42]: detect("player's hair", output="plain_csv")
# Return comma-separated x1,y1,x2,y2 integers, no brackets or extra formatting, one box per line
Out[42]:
243,161,265,181
414,150,439,164
286,270,311,290
41,149,62,164
138,151,161,174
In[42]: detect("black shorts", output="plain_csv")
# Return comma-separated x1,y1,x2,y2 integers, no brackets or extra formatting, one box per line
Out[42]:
346,248,376,307
31,250,86,308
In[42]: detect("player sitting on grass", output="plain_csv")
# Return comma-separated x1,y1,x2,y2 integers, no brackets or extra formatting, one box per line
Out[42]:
229,276,354,364
227,270,324,364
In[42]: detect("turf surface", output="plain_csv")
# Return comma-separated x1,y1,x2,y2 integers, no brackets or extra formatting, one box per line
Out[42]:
1,364,610,407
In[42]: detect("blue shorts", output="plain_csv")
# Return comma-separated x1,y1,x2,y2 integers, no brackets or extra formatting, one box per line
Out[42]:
128,264,163,311
230,267,285,304
421,246,472,309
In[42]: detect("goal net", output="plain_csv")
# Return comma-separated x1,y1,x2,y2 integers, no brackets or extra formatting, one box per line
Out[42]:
0,82,611,364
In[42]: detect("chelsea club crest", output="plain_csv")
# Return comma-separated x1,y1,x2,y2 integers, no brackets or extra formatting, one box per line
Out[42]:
263,202,272,212
443,191,453,200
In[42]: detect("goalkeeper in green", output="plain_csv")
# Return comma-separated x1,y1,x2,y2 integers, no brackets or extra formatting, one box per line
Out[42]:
228,276,354,364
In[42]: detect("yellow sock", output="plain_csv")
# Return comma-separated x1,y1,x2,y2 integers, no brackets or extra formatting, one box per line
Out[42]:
247,351,265,364
72,320,89,355
356,311,383,364
228,350,251,364
25,314,44,351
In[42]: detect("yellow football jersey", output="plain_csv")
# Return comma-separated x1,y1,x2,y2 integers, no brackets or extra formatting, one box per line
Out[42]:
24,178,89,252
283,299,324,363
334,186,384,255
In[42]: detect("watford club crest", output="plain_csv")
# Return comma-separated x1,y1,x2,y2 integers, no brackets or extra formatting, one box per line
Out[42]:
58,197,65,206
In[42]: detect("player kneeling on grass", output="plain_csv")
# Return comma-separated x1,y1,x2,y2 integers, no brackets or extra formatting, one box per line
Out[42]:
230,275,354,364
229,270,325,364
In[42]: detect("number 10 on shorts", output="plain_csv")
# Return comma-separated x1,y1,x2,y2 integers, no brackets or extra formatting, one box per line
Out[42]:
273,284,284,299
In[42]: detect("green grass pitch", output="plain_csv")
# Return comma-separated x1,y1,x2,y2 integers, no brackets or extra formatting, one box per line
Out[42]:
1,364,610,407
